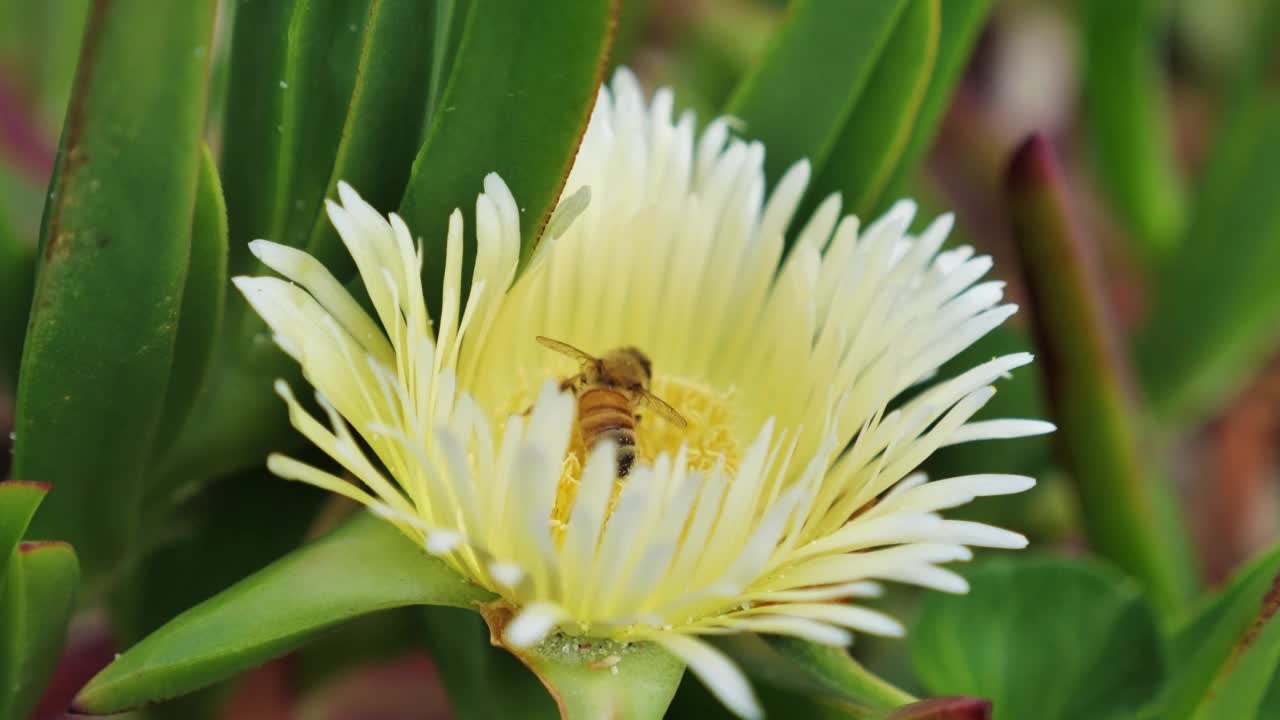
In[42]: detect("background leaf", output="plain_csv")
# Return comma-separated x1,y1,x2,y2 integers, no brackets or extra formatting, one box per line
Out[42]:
14,0,217,579
0,541,80,720
910,556,1165,720
152,144,228,463
302,0,439,276
1136,92,1280,428
720,634,914,713
808,0,939,219
1007,136,1193,610
1079,0,1184,255
0,480,49,594
399,0,617,314
1162,543,1280,719
74,512,493,714
881,0,992,200
0,200,33,389
725,0,908,199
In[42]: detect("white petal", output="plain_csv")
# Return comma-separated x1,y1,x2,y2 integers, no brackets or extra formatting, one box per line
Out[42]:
649,633,761,720
505,602,569,648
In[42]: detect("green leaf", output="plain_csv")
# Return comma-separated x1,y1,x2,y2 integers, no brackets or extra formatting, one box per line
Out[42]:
400,0,617,314
152,144,228,461
1079,0,1184,255
219,0,294,280
268,0,372,256
1162,544,1280,719
1137,93,1280,427
0,541,80,720
426,0,469,128
302,0,439,276
420,606,559,720
1189,608,1280,720
765,637,914,711
14,0,217,578
809,0,939,219
725,0,908,196
122,469,325,642
719,634,914,713
911,556,1165,720
881,0,992,202
0,480,50,587
74,512,493,714
482,606,684,720
1007,136,1193,611
0,200,34,389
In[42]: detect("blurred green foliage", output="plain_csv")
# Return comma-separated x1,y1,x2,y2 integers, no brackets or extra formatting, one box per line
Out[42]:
2,0,1280,718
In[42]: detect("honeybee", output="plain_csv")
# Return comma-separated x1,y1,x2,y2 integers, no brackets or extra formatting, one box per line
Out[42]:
536,336,687,477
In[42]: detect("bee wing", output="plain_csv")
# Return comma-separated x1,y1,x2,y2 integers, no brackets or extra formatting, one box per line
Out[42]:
640,390,688,429
536,336,597,367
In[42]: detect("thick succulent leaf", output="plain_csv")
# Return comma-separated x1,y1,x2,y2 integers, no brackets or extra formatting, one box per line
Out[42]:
73,512,493,714
809,0,938,220
0,200,34,388
1162,544,1280,719
121,469,325,643
725,0,908,195
1137,93,1280,427
911,556,1164,720
0,541,80,720
1008,136,1192,610
0,480,49,586
399,0,616,313
219,0,294,280
720,634,913,713
152,144,228,461
302,0,438,276
425,0,469,128
13,0,216,577
1079,0,1184,255
482,606,684,720
221,0,371,276
420,606,559,719
1187,608,1280,720
880,0,992,200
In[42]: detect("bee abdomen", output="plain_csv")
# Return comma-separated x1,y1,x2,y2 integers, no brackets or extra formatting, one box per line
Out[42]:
577,388,638,476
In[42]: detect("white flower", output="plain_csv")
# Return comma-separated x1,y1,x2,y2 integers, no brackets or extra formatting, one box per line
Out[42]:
233,68,1052,719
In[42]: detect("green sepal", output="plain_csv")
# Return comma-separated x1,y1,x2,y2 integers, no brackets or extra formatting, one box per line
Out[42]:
482,605,685,720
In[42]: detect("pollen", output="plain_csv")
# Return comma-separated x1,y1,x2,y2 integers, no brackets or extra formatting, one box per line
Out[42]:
548,374,742,541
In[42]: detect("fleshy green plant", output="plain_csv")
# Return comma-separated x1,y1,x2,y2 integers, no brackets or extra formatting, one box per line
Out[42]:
1,1,1279,719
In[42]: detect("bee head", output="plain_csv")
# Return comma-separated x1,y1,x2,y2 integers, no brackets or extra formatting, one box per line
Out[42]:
598,346,653,389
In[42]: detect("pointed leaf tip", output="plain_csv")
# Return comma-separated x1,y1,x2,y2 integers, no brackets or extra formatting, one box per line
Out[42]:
1007,133,1059,190
887,696,993,720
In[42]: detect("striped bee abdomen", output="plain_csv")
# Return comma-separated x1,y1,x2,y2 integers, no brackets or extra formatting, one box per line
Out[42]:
577,387,638,476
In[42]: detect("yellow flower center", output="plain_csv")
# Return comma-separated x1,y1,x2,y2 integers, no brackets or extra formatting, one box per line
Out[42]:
524,374,743,540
